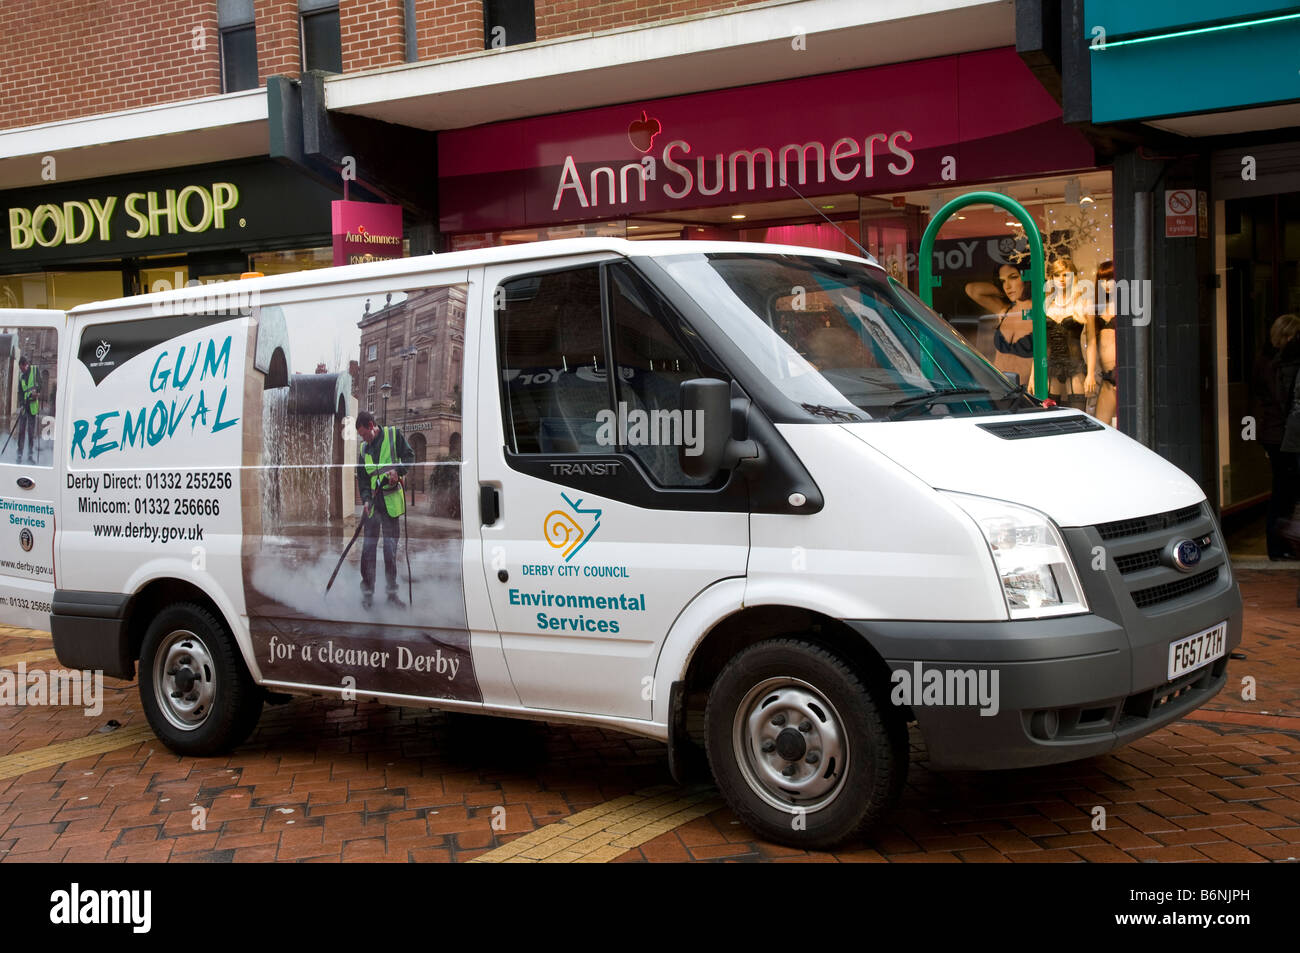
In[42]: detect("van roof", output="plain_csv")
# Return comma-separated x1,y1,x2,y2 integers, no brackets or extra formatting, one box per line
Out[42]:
66,237,881,316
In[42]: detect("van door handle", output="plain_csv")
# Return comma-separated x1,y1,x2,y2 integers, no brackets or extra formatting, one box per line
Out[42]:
16,477,34,490
479,484,500,526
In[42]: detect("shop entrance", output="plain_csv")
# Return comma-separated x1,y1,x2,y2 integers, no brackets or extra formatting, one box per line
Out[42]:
1219,191,1300,560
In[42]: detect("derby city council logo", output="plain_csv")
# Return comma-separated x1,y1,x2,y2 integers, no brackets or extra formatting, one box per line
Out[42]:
19,528,32,552
89,339,116,369
544,492,601,562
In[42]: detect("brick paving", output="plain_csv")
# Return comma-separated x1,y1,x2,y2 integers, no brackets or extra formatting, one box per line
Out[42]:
0,569,1296,863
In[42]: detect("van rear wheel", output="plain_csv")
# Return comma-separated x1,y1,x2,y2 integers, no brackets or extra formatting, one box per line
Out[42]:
705,638,907,849
138,603,262,757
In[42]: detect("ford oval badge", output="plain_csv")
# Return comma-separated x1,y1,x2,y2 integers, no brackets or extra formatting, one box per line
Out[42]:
1170,538,1202,572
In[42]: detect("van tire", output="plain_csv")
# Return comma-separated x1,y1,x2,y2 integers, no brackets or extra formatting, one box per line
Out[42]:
705,638,906,849
138,603,262,757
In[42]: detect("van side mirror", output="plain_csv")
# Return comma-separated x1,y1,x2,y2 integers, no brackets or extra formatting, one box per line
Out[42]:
680,378,757,480
1003,371,1020,387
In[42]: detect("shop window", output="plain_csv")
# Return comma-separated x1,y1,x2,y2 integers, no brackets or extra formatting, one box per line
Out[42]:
300,0,342,73
484,0,536,49
1,271,123,310
496,266,608,454
249,247,334,275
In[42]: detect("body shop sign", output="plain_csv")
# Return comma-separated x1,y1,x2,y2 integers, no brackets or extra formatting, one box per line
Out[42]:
437,48,1094,232
332,200,404,266
0,161,337,267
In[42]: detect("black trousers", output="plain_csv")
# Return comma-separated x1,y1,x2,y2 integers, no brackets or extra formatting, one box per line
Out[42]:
360,507,402,595
15,410,37,459
1264,444,1299,557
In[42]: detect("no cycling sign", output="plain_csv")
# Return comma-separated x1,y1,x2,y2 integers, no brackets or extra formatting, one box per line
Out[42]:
1165,189,1197,237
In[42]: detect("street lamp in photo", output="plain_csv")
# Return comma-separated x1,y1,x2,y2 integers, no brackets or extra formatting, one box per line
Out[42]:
399,345,417,503
380,381,392,426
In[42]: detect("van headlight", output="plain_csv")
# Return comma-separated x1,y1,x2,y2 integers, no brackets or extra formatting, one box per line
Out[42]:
944,492,1088,619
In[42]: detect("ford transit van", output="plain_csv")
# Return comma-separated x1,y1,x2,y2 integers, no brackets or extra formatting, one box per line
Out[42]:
4,238,1240,847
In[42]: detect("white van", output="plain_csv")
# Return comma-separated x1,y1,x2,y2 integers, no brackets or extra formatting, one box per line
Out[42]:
3,238,1240,847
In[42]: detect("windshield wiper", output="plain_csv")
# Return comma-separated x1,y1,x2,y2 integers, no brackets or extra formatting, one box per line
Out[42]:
999,382,1058,413
887,387,991,421
800,402,864,422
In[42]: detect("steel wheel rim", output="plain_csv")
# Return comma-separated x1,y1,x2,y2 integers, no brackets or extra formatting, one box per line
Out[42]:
153,629,216,732
731,676,849,815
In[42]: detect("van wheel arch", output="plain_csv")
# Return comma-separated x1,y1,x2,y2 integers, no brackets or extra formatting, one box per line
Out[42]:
670,607,905,781
125,579,239,670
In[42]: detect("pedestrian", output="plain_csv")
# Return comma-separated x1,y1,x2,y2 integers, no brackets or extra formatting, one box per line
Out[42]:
355,409,414,608
1252,313,1300,559
15,355,39,464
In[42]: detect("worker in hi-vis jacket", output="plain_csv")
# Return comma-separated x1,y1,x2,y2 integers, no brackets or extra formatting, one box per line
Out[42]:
15,355,39,464
355,409,414,609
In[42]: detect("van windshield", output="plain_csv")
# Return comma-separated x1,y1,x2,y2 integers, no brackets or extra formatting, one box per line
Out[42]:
657,252,1037,421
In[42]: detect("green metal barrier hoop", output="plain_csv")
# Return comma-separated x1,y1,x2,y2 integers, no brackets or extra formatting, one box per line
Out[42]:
918,191,1047,399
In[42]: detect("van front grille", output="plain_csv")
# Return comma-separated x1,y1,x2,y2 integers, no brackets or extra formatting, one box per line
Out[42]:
1131,568,1220,609
1114,549,1161,574
1096,504,1203,541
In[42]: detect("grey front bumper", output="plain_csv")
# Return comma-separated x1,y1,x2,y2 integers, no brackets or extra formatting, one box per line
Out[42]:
846,576,1243,770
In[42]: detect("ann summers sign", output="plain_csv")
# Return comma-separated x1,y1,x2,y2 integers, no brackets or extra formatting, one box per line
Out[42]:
437,49,1095,233
0,160,337,267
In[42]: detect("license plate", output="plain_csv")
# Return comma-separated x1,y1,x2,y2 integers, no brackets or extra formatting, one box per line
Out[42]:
1167,621,1228,681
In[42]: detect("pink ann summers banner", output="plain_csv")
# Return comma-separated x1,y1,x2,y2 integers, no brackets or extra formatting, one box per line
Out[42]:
436,48,1095,233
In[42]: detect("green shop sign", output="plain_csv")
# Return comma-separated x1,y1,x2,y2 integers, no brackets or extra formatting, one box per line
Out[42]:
0,160,336,267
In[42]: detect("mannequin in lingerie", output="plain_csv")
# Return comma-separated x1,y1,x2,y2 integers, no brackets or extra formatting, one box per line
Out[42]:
1045,254,1095,411
965,263,1035,392
1093,259,1117,426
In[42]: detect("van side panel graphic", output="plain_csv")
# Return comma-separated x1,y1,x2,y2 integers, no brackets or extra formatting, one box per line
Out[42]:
59,313,247,632
239,287,478,702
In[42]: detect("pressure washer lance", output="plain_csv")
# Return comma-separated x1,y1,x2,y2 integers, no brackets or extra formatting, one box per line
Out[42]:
324,509,371,595
0,412,20,462
324,465,412,603
1,360,36,462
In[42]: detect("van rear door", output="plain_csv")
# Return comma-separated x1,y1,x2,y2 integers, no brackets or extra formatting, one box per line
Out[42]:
0,310,64,630
476,259,749,720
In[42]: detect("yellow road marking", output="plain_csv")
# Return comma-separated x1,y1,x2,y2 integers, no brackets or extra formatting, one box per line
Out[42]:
472,784,724,864
0,627,52,641
0,648,58,667
0,724,156,781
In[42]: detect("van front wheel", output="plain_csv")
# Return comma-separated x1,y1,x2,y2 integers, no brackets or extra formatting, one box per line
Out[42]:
138,603,262,757
705,639,906,849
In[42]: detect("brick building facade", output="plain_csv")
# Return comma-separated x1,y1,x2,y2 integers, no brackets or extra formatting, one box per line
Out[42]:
0,0,767,131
